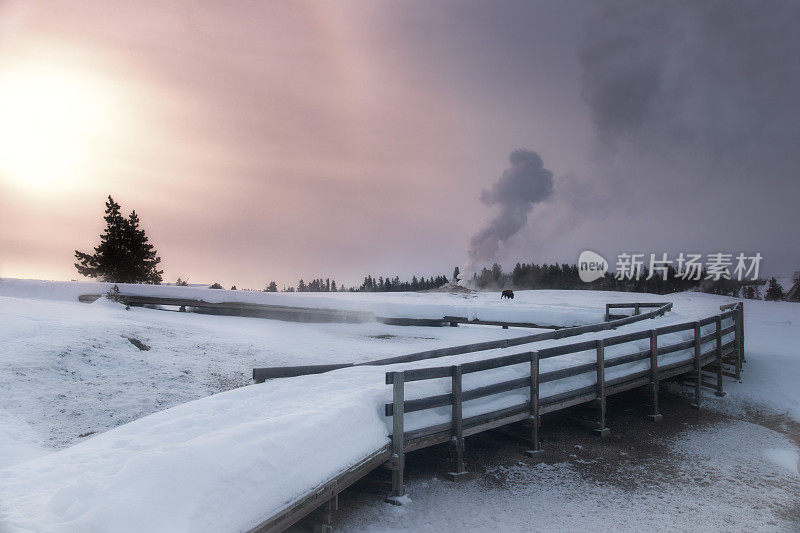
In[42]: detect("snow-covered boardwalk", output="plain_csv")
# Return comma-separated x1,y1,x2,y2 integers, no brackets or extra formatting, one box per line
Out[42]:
0,281,744,533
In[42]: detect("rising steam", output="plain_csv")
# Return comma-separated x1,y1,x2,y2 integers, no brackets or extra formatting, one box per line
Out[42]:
463,149,554,278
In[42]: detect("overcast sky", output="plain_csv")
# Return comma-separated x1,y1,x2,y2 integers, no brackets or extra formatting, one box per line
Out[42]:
1,0,798,288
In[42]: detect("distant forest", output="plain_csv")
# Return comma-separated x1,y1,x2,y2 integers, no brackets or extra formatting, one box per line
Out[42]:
252,262,756,297
469,262,749,296
275,274,452,293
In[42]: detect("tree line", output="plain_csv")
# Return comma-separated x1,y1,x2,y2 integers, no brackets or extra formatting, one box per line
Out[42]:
75,196,779,300
470,261,765,298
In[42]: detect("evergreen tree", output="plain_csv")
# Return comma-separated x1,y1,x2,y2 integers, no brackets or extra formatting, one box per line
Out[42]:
764,277,785,301
74,196,163,284
452,266,460,283
266,281,278,292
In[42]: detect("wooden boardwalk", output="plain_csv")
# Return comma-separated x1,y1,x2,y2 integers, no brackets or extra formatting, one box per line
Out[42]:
246,301,744,532
78,293,566,329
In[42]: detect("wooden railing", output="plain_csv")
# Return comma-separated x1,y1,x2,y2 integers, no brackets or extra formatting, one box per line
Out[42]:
253,302,674,382
383,302,744,497
605,301,669,321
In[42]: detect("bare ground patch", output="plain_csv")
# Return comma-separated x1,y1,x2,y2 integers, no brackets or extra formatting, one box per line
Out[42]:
327,386,800,531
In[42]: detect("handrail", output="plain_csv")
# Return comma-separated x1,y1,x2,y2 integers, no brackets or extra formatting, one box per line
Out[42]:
254,301,673,382
249,300,742,532
383,302,745,498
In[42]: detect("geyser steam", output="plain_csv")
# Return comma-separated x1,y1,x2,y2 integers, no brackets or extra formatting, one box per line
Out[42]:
464,149,554,278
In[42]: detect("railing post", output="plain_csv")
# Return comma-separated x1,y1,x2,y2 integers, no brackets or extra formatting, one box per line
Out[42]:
595,339,610,437
735,303,744,378
691,322,702,409
446,365,471,481
389,371,405,499
525,351,542,455
604,304,610,322
647,330,662,421
634,303,640,316
714,315,725,397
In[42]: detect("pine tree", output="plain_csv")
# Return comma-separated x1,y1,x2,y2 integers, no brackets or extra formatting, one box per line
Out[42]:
74,196,163,284
764,277,785,301
266,281,278,292
124,210,163,284
452,266,460,283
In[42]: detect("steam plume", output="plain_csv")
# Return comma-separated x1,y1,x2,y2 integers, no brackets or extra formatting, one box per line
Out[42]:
464,149,554,278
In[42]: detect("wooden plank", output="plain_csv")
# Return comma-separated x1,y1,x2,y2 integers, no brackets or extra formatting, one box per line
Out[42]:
604,348,651,369
246,445,392,533
605,376,651,396
253,364,353,382
698,315,717,327
389,365,451,384
539,391,597,414
463,376,530,402
602,329,652,347
604,368,650,388
540,362,596,383
539,339,599,359
657,338,695,355
540,384,597,407
655,322,695,335
461,352,530,374
441,316,560,330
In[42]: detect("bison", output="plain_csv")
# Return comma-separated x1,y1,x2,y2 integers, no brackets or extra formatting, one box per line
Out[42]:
501,289,514,300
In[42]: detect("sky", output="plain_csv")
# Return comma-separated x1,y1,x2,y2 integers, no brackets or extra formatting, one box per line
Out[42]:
0,0,798,289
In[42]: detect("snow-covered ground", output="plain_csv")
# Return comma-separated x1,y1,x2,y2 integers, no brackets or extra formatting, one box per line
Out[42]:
0,278,615,326
0,279,798,532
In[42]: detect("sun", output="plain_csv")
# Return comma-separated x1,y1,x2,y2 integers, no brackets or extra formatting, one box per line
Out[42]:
0,62,114,192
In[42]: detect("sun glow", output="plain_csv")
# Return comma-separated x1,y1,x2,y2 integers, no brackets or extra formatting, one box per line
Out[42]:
0,62,115,192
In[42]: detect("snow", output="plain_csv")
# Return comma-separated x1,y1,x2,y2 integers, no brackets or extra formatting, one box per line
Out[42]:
0,289,532,456
762,448,799,475
0,280,798,532
0,277,661,326
716,299,800,422
340,421,800,532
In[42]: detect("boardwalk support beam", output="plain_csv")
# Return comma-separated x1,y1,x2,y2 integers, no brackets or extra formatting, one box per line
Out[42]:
691,322,702,409
714,316,726,397
525,351,542,455
736,304,744,378
647,330,662,422
594,339,610,437
446,365,472,481
386,372,405,502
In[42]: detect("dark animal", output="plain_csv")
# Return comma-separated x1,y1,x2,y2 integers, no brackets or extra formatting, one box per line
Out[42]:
501,289,514,300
